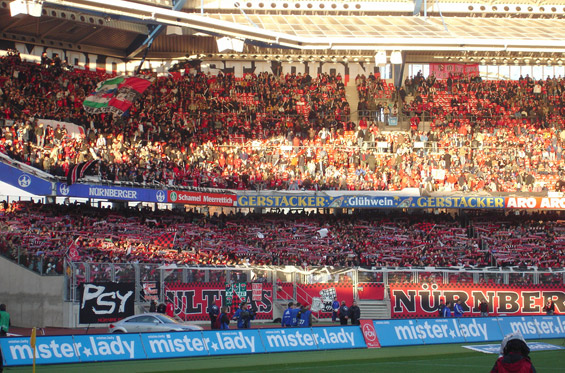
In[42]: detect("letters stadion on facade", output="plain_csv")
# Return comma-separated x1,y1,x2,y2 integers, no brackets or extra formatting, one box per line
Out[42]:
1,0,565,367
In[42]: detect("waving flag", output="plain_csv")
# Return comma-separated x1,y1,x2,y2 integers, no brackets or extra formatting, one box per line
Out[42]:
83,75,153,115
67,238,81,261
67,159,99,185
154,232,177,248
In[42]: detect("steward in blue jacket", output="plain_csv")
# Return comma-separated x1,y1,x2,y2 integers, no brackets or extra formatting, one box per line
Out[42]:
282,302,294,327
453,300,464,317
290,302,301,327
298,305,312,328
219,307,230,329
442,302,452,317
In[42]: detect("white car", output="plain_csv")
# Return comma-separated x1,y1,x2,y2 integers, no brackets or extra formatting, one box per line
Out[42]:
108,313,203,333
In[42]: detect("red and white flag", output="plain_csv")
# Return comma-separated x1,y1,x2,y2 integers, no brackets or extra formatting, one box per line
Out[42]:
67,238,81,261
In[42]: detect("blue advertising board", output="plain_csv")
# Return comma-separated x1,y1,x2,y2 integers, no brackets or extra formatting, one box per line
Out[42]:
71,334,146,362
0,162,53,195
373,316,564,348
372,319,424,346
419,318,467,345
0,336,79,366
260,328,318,353
310,326,367,350
530,316,565,338
201,329,265,356
410,196,505,209
140,331,209,359
456,317,503,343
497,316,543,340
235,194,506,209
56,182,167,203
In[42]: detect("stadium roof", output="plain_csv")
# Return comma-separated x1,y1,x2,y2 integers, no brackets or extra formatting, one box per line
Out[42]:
1,0,565,62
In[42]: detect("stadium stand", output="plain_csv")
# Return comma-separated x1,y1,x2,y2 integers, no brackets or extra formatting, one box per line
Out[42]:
1,200,563,273
1,52,564,193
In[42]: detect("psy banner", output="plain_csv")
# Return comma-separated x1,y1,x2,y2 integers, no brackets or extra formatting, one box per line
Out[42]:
79,282,135,324
390,283,565,318
164,282,273,321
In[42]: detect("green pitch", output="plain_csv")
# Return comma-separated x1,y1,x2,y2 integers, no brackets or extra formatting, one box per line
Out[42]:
5,339,564,372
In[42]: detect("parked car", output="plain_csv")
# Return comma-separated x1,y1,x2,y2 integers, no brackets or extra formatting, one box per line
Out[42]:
108,313,203,333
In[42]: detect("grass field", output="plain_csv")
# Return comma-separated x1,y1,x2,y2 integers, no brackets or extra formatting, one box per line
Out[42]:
4,339,565,372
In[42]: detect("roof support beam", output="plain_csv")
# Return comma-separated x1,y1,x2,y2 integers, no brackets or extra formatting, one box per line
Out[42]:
126,0,187,59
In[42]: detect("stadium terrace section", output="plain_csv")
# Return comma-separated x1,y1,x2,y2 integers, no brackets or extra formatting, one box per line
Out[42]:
0,201,563,272
0,52,564,192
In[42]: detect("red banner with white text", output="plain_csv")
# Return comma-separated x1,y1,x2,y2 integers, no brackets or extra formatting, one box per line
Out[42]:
390,283,565,318
505,197,565,209
360,319,381,348
167,191,236,206
164,282,273,321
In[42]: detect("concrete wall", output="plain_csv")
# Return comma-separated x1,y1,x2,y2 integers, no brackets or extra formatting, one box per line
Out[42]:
0,255,66,328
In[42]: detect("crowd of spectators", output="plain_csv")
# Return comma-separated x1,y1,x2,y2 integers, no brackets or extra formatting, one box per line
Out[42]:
0,201,563,274
1,51,564,192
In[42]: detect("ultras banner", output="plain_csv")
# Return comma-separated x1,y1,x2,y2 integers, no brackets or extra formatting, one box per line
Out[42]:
164,282,273,321
79,282,135,324
389,283,565,318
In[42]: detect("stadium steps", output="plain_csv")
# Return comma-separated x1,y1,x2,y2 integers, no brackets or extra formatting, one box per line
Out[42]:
358,299,391,319
345,85,359,123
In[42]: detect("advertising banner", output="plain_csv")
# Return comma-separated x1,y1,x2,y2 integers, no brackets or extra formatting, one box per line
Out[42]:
79,282,135,324
373,317,512,347
261,328,318,353
71,334,146,362
140,331,209,359
235,195,506,209
530,316,565,338
505,197,565,209
56,182,167,203
310,326,367,350
389,283,565,318
457,317,504,343
164,282,273,321
0,162,53,195
168,190,236,206
1,336,79,366
372,320,424,347
202,329,264,356
409,196,505,209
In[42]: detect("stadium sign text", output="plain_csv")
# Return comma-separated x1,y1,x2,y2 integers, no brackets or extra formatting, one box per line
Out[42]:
0,162,52,195
505,197,565,209
390,283,565,318
0,326,366,366
168,191,236,206
164,283,273,321
372,315,565,347
56,182,166,203
79,282,135,324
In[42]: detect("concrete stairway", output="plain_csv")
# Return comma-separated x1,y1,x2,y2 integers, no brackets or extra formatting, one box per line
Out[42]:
345,85,359,123
358,299,391,319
